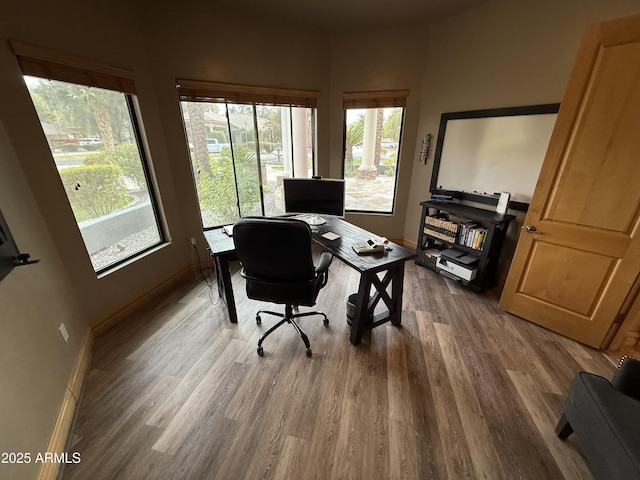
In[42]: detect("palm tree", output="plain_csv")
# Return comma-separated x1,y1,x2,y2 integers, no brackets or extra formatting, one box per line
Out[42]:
374,108,383,169
186,102,212,177
344,114,364,175
70,85,116,151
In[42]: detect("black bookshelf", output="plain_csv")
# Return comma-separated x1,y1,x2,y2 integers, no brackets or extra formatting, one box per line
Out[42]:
416,201,515,291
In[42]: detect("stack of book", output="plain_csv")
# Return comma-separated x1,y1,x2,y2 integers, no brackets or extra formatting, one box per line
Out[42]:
458,223,487,251
423,215,460,243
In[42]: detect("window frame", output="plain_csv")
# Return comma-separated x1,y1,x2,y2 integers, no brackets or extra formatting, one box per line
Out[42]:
12,40,167,274
341,90,409,215
177,79,321,230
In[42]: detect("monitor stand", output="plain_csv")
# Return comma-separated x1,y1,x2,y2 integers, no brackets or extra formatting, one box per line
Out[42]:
305,215,326,226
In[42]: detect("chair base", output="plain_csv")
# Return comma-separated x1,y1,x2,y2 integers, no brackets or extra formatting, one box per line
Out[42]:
256,304,329,357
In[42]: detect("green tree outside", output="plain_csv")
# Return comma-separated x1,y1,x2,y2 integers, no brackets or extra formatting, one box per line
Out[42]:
85,142,146,190
383,109,402,140
26,78,132,145
195,146,261,225
59,165,129,221
344,115,364,177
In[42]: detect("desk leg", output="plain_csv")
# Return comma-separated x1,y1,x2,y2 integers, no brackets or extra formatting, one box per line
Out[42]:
348,263,407,345
390,264,405,327
214,253,238,323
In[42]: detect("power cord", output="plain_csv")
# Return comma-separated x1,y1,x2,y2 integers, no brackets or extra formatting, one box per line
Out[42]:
204,246,219,305
190,242,219,305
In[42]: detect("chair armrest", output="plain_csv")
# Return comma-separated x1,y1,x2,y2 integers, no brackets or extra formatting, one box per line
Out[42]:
315,252,333,289
315,252,333,274
612,356,640,401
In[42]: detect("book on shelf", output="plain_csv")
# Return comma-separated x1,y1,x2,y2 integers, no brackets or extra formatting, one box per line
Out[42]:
457,222,476,245
456,223,487,250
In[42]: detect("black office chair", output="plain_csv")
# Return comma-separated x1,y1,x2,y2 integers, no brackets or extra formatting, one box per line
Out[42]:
233,217,333,357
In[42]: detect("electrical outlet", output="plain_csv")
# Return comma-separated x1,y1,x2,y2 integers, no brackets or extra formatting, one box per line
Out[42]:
58,323,69,343
190,237,196,247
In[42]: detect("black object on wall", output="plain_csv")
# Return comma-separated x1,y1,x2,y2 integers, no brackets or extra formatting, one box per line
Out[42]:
0,210,39,281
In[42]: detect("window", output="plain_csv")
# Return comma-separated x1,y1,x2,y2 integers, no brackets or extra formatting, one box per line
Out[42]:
13,41,165,273
177,80,319,228
342,90,408,214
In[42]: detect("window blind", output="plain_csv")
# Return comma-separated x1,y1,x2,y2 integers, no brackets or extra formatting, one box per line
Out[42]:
342,90,409,109
10,40,136,94
177,79,320,108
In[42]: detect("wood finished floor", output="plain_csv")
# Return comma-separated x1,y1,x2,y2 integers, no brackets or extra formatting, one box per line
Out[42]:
62,253,614,480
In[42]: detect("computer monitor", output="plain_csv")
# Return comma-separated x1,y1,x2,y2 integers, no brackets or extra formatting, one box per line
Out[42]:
283,177,345,226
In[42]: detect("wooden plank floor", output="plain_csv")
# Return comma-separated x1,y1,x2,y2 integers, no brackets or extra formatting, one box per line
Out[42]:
61,253,614,480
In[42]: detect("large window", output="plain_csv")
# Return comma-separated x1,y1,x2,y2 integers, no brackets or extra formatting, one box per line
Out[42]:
342,90,408,214
14,42,164,273
178,80,319,228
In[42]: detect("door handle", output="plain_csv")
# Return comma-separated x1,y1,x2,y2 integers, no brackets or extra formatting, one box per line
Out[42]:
525,225,542,234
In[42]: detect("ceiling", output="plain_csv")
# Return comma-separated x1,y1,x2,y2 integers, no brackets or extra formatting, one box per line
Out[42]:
210,0,488,30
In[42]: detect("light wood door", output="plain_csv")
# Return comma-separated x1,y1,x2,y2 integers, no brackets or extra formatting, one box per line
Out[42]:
500,14,640,348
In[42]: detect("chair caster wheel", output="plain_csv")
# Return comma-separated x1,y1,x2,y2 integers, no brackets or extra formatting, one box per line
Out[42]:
306,348,312,358
256,314,261,325
323,317,329,327
257,346,264,356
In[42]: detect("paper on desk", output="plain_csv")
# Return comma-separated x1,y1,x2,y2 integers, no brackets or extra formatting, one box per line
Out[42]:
322,232,340,240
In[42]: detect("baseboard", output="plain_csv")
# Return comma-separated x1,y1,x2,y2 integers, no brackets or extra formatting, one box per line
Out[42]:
91,266,191,337
190,258,213,274
403,238,417,250
37,327,94,480
609,332,640,360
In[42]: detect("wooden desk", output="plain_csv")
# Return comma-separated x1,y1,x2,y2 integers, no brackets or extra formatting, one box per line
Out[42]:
312,217,417,344
204,217,417,344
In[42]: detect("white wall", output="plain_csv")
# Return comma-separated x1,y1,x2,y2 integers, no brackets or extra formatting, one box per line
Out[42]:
328,27,423,238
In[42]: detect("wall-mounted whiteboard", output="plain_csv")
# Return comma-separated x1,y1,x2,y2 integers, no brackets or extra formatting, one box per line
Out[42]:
430,104,559,210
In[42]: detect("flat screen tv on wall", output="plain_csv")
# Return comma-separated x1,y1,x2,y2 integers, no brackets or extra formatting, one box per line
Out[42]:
429,103,560,211
0,210,21,281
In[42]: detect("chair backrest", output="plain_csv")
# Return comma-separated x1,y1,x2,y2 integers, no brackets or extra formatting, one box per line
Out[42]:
233,217,316,284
